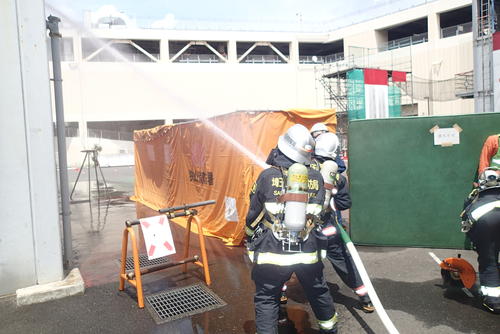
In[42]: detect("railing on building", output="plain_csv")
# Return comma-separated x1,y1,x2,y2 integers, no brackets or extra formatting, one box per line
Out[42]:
87,128,133,141
441,22,473,38
454,71,474,99
382,32,428,51
175,54,222,63
242,55,286,64
299,52,344,64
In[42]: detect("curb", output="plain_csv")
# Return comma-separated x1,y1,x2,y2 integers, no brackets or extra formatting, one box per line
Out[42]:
16,268,85,306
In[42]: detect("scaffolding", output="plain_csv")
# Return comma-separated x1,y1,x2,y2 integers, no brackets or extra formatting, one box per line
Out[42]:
315,45,414,150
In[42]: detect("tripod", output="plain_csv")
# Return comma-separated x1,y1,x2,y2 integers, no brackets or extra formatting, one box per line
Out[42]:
70,149,111,231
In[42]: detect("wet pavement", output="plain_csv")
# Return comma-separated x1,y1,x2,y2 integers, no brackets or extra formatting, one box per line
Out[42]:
1,166,499,333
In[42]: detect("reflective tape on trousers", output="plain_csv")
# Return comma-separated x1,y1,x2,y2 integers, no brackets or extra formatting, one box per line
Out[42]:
470,200,500,221
318,313,338,330
247,250,320,265
355,285,368,296
481,286,500,297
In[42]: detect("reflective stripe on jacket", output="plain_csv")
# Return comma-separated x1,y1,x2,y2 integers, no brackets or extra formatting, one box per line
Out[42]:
470,200,500,221
247,249,326,265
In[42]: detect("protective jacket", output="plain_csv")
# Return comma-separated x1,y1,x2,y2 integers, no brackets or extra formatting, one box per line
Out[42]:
246,150,326,265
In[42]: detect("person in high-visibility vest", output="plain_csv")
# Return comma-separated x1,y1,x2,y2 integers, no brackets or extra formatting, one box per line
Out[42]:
246,124,338,334
461,167,500,313
478,134,500,174
312,132,375,313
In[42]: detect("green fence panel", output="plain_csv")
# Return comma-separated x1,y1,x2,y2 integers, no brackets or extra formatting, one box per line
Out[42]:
348,112,500,249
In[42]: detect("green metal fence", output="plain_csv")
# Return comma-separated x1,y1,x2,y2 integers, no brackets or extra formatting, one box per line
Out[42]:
348,112,500,248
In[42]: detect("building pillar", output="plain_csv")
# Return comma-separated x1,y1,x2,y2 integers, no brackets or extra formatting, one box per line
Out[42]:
228,40,237,63
160,38,170,63
290,40,299,64
427,12,441,42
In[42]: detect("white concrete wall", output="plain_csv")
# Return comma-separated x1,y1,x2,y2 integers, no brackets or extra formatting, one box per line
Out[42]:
56,0,473,130
60,60,319,124
0,0,63,295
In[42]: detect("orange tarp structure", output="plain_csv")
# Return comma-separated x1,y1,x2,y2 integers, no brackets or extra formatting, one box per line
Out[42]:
132,109,336,246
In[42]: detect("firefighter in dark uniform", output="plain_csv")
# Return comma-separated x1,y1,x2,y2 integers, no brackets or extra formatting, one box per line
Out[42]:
461,167,500,313
312,132,375,313
246,124,339,334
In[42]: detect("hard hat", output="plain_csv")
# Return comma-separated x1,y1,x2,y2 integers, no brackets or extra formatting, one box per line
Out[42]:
310,123,328,138
314,132,339,160
479,167,500,189
278,124,315,165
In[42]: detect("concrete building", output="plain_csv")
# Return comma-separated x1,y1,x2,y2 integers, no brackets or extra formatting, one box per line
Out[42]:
55,0,475,166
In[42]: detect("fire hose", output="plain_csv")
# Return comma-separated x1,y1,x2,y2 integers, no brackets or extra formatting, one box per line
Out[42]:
335,220,400,334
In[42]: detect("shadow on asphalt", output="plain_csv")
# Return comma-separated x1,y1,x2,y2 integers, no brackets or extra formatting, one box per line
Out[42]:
371,277,499,333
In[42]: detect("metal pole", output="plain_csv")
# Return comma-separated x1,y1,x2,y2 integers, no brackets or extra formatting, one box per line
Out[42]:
47,16,72,268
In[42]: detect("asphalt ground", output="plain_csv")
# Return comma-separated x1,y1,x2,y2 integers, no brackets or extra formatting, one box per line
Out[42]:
1,166,499,333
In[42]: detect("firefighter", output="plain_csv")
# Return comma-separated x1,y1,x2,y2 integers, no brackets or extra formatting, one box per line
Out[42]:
312,132,375,313
246,124,339,334
461,167,500,313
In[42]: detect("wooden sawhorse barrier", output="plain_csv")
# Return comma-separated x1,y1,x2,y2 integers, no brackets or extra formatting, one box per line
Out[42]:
119,200,215,308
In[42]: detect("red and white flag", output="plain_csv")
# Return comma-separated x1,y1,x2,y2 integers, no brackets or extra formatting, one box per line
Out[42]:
363,69,389,119
140,215,176,260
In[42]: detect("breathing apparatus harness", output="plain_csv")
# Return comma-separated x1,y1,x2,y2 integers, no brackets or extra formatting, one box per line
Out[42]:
261,163,320,252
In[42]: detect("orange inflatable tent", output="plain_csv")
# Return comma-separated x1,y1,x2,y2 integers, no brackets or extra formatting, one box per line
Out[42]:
132,109,336,246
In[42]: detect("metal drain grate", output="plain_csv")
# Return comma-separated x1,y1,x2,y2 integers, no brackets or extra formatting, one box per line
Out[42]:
145,283,226,324
119,254,170,271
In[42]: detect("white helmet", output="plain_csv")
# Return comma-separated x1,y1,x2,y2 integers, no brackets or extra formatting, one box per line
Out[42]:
479,167,500,189
314,132,339,160
310,123,329,139
278,124,315,165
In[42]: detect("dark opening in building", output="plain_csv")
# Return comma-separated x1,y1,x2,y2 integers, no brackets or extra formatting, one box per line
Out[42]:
298,40,344,64
53,122,79,137
168,41,227,63
87,120,165,141
237,42,290,64
440,6,472,38
82,38,160,62
385,17,428,50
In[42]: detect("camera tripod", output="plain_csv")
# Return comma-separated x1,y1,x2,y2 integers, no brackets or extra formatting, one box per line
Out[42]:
70,149,111,231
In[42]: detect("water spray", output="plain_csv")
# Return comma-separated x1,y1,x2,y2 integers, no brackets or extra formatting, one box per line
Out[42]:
45,3,269,170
